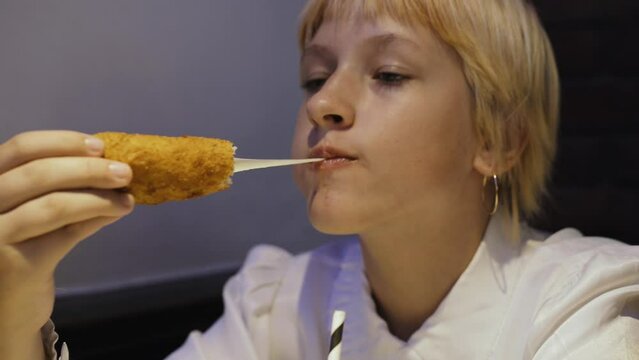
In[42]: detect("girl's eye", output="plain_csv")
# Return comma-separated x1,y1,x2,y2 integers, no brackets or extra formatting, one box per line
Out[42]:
373,72,409,86
301,78,326,94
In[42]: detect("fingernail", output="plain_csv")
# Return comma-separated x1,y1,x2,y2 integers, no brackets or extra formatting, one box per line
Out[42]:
85,137,104,154
109,162,131,180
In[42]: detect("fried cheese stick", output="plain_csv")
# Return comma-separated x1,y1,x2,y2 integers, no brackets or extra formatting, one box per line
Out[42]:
94,132,234,205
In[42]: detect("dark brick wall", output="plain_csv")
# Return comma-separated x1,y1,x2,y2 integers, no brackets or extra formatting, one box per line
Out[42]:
530,0,639,244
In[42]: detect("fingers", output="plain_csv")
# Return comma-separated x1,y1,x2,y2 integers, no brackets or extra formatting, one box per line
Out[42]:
0,190,134,245
0,157,132,213
15,216,122,272
0,131,104,174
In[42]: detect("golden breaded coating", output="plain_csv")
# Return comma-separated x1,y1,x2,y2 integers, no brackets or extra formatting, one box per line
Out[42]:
94,132,234,205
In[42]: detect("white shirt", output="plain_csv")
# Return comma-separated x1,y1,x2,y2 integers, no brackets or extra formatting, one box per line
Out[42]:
49,214,639,359
165,214,639,359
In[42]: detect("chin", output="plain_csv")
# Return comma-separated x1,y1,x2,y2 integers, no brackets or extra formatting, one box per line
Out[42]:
309,216,359,235
306,192,364,235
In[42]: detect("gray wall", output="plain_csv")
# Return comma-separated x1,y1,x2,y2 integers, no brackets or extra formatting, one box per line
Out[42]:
0,0,334,295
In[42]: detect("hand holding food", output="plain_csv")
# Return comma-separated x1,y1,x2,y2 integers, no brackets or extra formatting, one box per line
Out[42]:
0,129,319,358
0,131,134,360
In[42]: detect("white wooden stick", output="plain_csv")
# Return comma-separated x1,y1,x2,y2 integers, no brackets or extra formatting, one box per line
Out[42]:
233,158,323,173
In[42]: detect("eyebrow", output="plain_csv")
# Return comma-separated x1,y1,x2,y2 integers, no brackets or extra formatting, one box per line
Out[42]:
368,33,421,52
301,32,421,63
300,44,333,64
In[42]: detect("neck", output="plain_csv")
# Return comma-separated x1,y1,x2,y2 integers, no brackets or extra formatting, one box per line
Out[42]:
359,205,489,341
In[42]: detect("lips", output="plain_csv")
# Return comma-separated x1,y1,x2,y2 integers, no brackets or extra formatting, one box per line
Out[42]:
308,145,357,171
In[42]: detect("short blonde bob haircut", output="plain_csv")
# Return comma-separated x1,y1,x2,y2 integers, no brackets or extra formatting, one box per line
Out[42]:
298,0,560,227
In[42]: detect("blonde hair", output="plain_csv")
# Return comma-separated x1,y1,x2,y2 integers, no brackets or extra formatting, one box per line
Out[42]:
298,0,560,227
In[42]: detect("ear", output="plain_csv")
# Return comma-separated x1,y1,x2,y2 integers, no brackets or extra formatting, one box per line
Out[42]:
472,143,497,177
472,130,528,177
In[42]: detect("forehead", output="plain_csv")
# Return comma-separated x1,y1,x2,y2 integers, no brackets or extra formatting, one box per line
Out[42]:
299,0,430,49
302,17,449,62
309,17,419,43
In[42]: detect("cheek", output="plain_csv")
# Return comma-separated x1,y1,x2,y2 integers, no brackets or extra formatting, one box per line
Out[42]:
395,87,475,165
361,97,476,203
403,128,472,185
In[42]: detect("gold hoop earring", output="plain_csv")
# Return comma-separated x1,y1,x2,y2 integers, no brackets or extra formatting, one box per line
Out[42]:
482,174,499,215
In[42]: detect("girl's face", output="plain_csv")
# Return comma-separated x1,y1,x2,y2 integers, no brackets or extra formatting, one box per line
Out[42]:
292,16,482,235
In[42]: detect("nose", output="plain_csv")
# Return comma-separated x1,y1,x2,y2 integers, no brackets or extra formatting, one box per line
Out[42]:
305,72,356,130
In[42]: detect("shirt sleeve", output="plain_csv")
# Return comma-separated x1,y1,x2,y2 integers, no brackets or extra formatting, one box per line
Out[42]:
165,245,292,360
533,288,639,359
531,239,639,359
